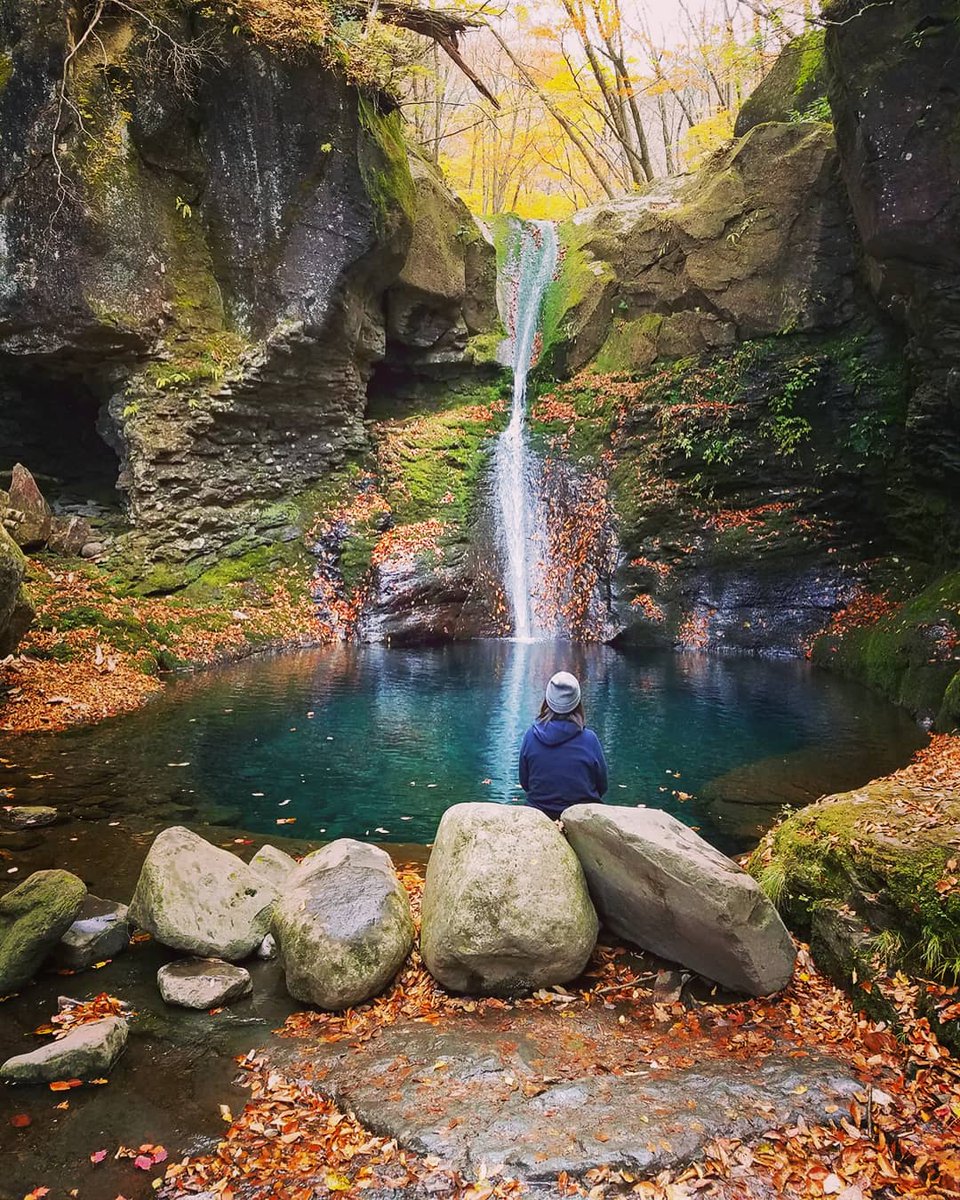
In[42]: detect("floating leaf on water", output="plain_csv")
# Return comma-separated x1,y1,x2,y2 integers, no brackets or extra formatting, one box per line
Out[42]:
10,1113,31,1127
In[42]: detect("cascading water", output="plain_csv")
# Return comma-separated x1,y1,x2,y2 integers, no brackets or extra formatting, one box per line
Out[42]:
493,219,559,641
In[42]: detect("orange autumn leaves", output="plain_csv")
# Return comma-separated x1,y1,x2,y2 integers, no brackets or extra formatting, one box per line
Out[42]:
1,560,332,734
160,866,960,1200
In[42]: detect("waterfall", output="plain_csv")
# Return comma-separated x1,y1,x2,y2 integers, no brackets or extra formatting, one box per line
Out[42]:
493,219,558,641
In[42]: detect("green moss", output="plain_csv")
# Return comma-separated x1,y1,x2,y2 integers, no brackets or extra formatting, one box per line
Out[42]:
357,94,416,233
539,220,616,374
751,787,960,987
465,327,506,366
812,570,960,726
0,51,13,93
594,316,662,373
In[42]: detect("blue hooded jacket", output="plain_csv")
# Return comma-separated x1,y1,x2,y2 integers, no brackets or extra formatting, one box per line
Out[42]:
518,719,609,818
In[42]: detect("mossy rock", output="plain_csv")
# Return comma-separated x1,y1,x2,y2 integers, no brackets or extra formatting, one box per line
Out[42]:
811,570,960,728
735,31,829,136
751,781,960,988
0,870,87,993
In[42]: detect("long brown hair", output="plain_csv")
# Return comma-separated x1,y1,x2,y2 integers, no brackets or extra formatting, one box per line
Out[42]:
537,699,585,730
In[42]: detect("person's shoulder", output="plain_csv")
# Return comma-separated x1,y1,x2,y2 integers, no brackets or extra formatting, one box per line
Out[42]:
582,727,603,747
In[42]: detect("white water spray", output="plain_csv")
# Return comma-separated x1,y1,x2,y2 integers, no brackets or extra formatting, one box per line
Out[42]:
493,219,558,641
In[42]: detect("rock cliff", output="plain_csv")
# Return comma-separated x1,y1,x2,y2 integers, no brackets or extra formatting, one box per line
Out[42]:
0,1,497,598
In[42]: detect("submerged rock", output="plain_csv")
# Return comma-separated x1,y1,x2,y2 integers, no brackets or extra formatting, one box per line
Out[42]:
157,959,252,1009
273,839,413,1010
0,1016,128,1083
128,827,276,961
51,896,130,971
563,805,795,996
0,870,87,994
420,803,598,996
0,806,59,828
249,844,298,889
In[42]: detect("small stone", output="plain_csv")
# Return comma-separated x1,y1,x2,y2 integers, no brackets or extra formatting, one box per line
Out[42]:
51,896,130,971
249,844,297,889
157,959,252,1009
0,1016,127,1083
1,806,59,829
47,515,95,557
80,542,105,559
256,933,277,960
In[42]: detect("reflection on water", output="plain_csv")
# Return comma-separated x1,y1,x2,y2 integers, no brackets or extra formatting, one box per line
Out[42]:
0,643,924,854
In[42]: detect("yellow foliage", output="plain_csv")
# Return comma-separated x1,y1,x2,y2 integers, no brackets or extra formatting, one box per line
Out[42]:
681,108,735,170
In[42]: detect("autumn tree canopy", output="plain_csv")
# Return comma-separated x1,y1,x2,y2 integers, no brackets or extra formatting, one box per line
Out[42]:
400,0,823,217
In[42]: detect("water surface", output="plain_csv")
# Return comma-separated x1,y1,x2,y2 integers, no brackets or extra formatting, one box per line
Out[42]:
1,642,924,853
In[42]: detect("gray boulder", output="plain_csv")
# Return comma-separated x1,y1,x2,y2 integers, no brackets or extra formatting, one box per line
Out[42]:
0,870,87,993
157,958,252,1009
563,805,796,996
249,844,298,889
0,1016,127,1083
273,839,414,1010
51,896,130,971
420,803,598,997
47,515,95,557
128,826,277,961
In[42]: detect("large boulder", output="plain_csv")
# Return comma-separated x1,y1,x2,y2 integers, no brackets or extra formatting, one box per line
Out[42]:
50,895,130,971
0,870,87,993
420,803,598,996
128,827,277,961
0,1016,128,1083
563,805,796,996
5,464,52,550
273,839,413,1010
157,958,252,1009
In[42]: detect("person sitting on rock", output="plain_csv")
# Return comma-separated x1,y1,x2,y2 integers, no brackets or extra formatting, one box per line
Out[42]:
519,671,608,819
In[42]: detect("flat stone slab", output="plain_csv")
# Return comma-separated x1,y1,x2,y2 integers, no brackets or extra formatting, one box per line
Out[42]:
290,1011,862,1180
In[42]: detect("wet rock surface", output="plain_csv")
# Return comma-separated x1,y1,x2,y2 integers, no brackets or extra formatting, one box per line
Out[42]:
157,959,253,1009
292,1014,860,1179
0,1015,128,1084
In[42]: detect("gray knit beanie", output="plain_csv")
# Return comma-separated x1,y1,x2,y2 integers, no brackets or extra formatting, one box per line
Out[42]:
545,671,581,715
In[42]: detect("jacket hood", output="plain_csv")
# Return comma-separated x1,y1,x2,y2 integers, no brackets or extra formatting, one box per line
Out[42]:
532,719,583,747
